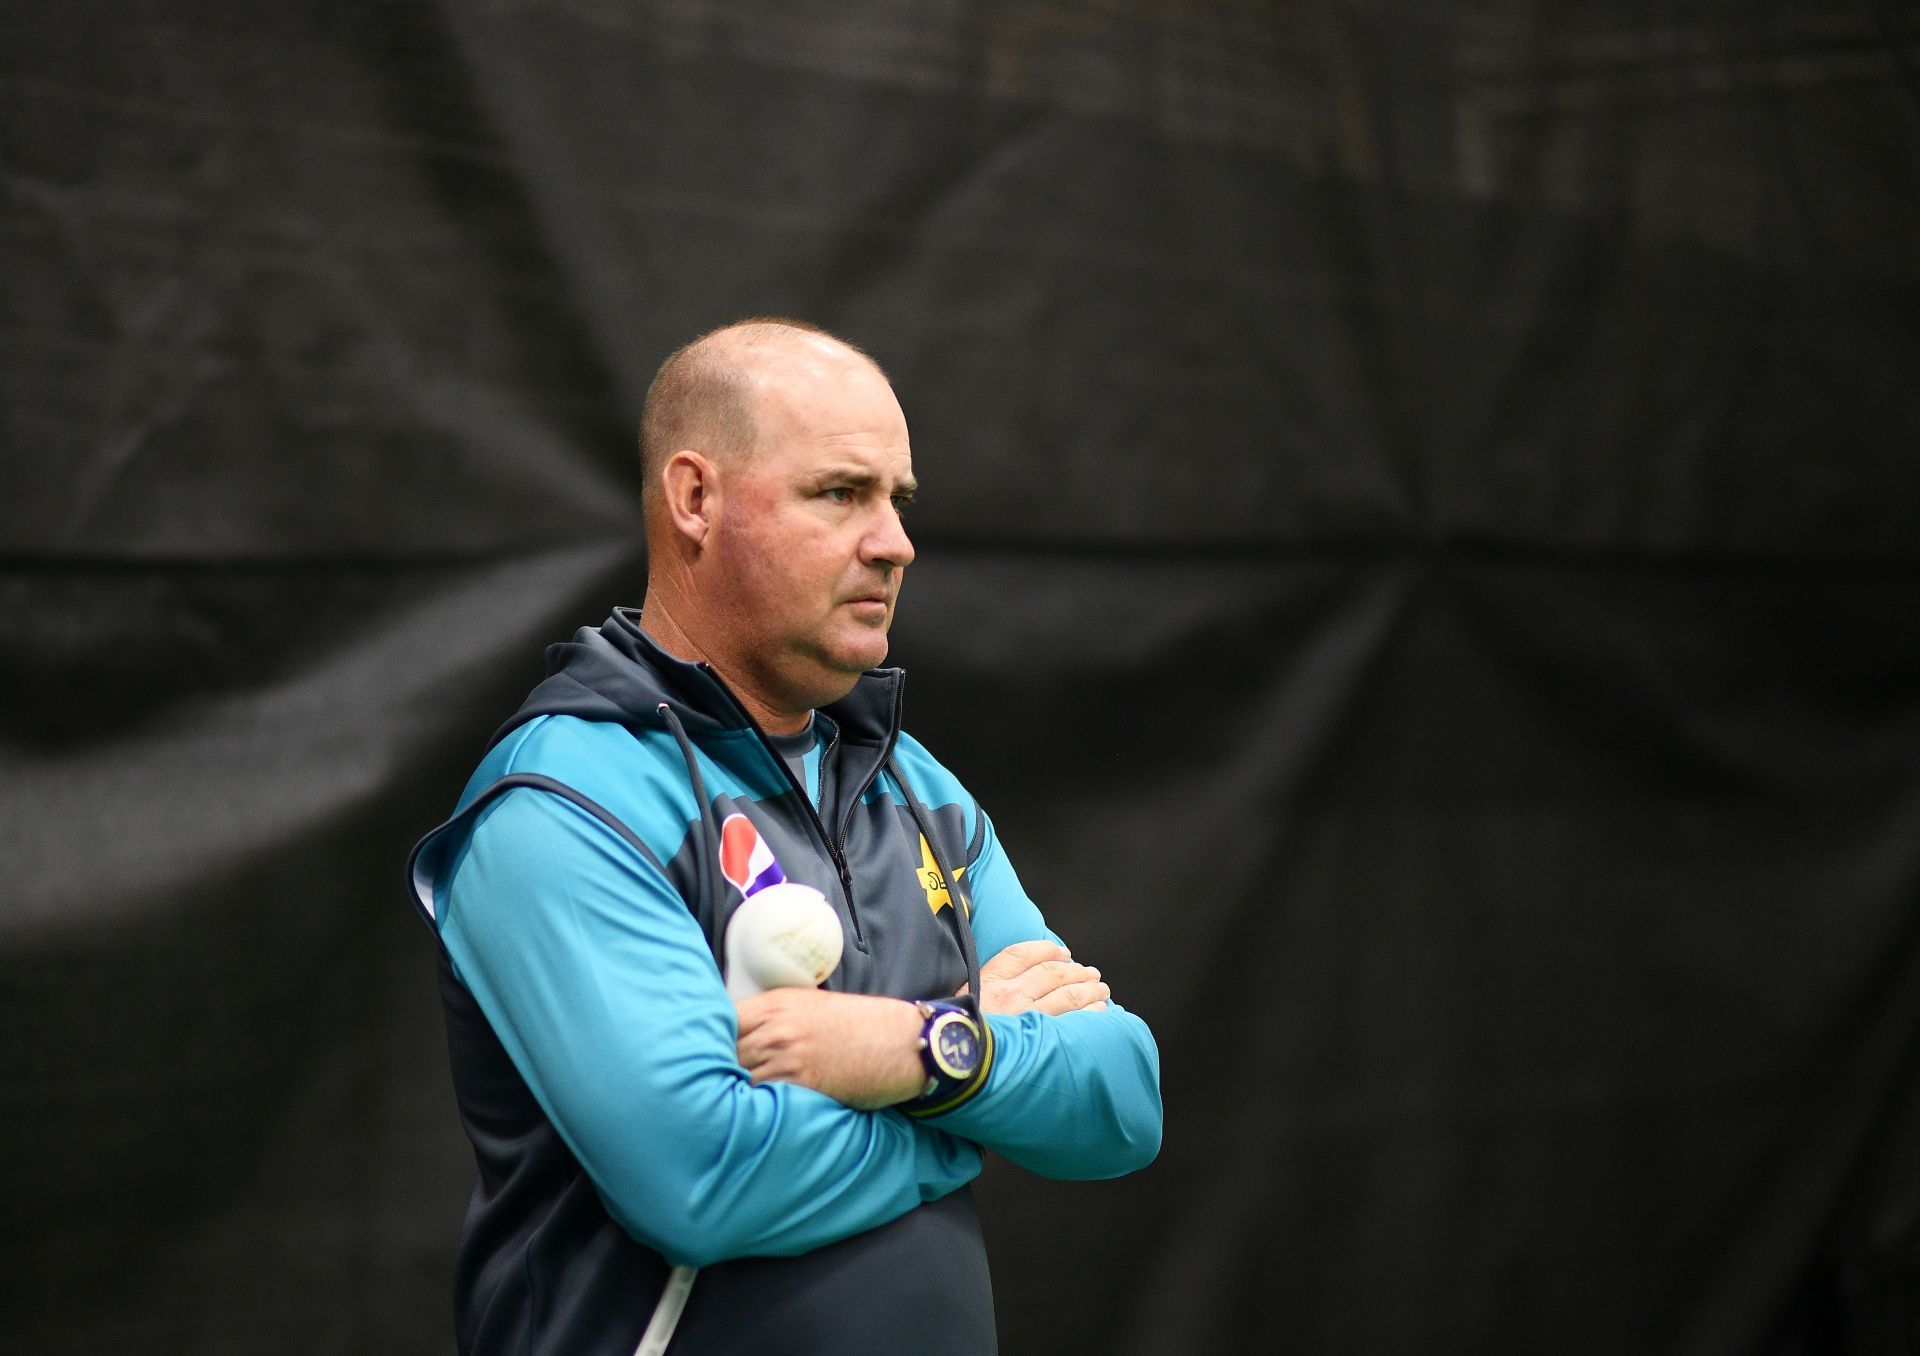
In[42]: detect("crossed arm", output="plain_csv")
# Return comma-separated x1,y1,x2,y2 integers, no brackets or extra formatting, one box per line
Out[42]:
734,939,1114,1107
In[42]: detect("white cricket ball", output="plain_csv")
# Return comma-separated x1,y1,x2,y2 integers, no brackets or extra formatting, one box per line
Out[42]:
723,882,844,1000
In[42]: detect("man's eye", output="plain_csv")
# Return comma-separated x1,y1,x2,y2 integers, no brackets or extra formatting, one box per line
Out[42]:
822,487,854,503
891,496,913,514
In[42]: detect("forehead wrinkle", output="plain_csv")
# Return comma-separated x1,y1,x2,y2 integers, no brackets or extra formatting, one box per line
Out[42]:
812,429,909,452
809,462,917,490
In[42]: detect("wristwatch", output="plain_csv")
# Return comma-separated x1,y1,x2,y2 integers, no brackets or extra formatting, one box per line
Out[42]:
912,1000,984,1101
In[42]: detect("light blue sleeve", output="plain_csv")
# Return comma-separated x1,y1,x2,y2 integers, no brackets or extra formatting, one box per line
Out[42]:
437,786,983,1268
931,811,1164,1180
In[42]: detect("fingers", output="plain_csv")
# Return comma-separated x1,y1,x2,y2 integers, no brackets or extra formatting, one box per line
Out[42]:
733,989,779,1032
1015,958,1100,1001
1027,974,1111,1016
979,939,1071,980
735,1009,791,1082
977,952,1112,1016
734,989,815,1081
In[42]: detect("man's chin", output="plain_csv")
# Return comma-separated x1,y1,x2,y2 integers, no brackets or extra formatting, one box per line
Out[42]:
833,642,890,674
815,631,891,677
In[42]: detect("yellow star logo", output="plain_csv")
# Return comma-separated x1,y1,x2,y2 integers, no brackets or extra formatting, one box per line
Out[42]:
918,833,968,916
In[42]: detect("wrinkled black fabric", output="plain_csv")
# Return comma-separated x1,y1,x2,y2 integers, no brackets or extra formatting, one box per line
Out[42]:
5,1,1918,1353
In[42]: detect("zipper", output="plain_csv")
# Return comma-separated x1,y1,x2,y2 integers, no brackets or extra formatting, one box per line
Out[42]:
825,679,904,954
836,676,902,850
811,722,860,942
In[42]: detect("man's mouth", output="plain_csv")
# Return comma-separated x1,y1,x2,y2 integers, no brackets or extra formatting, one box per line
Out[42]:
841,591,893,619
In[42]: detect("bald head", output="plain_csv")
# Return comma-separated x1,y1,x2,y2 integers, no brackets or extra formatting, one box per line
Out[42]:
639,318,887,520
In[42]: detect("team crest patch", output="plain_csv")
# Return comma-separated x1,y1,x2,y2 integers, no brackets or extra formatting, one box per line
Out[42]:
720,813,787,897
917,833,968,916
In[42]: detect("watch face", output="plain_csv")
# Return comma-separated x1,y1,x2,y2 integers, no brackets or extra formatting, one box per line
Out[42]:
930,1012,980,1080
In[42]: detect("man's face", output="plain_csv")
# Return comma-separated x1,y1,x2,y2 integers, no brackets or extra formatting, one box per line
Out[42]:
704,350,916,714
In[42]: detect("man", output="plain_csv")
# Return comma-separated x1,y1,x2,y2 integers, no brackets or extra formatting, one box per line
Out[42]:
406,319,1162,1354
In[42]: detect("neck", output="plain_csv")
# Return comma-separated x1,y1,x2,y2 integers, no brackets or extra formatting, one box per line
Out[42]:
639,591,814,735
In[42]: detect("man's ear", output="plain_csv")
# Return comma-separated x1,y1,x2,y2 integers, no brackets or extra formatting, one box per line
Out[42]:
660,450,718,546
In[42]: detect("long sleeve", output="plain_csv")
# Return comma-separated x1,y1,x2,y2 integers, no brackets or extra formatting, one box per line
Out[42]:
929,810,1164,1180
436,786,982,1268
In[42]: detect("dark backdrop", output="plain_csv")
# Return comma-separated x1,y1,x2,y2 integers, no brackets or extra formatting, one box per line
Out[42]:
5,3,1919,1352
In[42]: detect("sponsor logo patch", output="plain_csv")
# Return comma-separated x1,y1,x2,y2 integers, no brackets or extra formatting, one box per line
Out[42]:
720,813,786,897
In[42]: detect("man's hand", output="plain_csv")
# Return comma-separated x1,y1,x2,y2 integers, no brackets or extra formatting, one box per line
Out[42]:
966,940,1110,1016
735,988,926,1110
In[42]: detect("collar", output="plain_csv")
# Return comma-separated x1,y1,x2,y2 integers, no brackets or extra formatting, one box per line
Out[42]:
492,604,906,752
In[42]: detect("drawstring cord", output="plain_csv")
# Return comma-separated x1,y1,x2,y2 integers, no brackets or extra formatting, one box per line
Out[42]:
889,756,983,1012
656,702,728,961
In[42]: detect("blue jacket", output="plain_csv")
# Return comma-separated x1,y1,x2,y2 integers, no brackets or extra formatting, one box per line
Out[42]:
407,609,1162,1354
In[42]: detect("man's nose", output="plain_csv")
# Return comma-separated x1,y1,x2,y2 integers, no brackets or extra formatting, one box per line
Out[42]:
864,504,915,569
